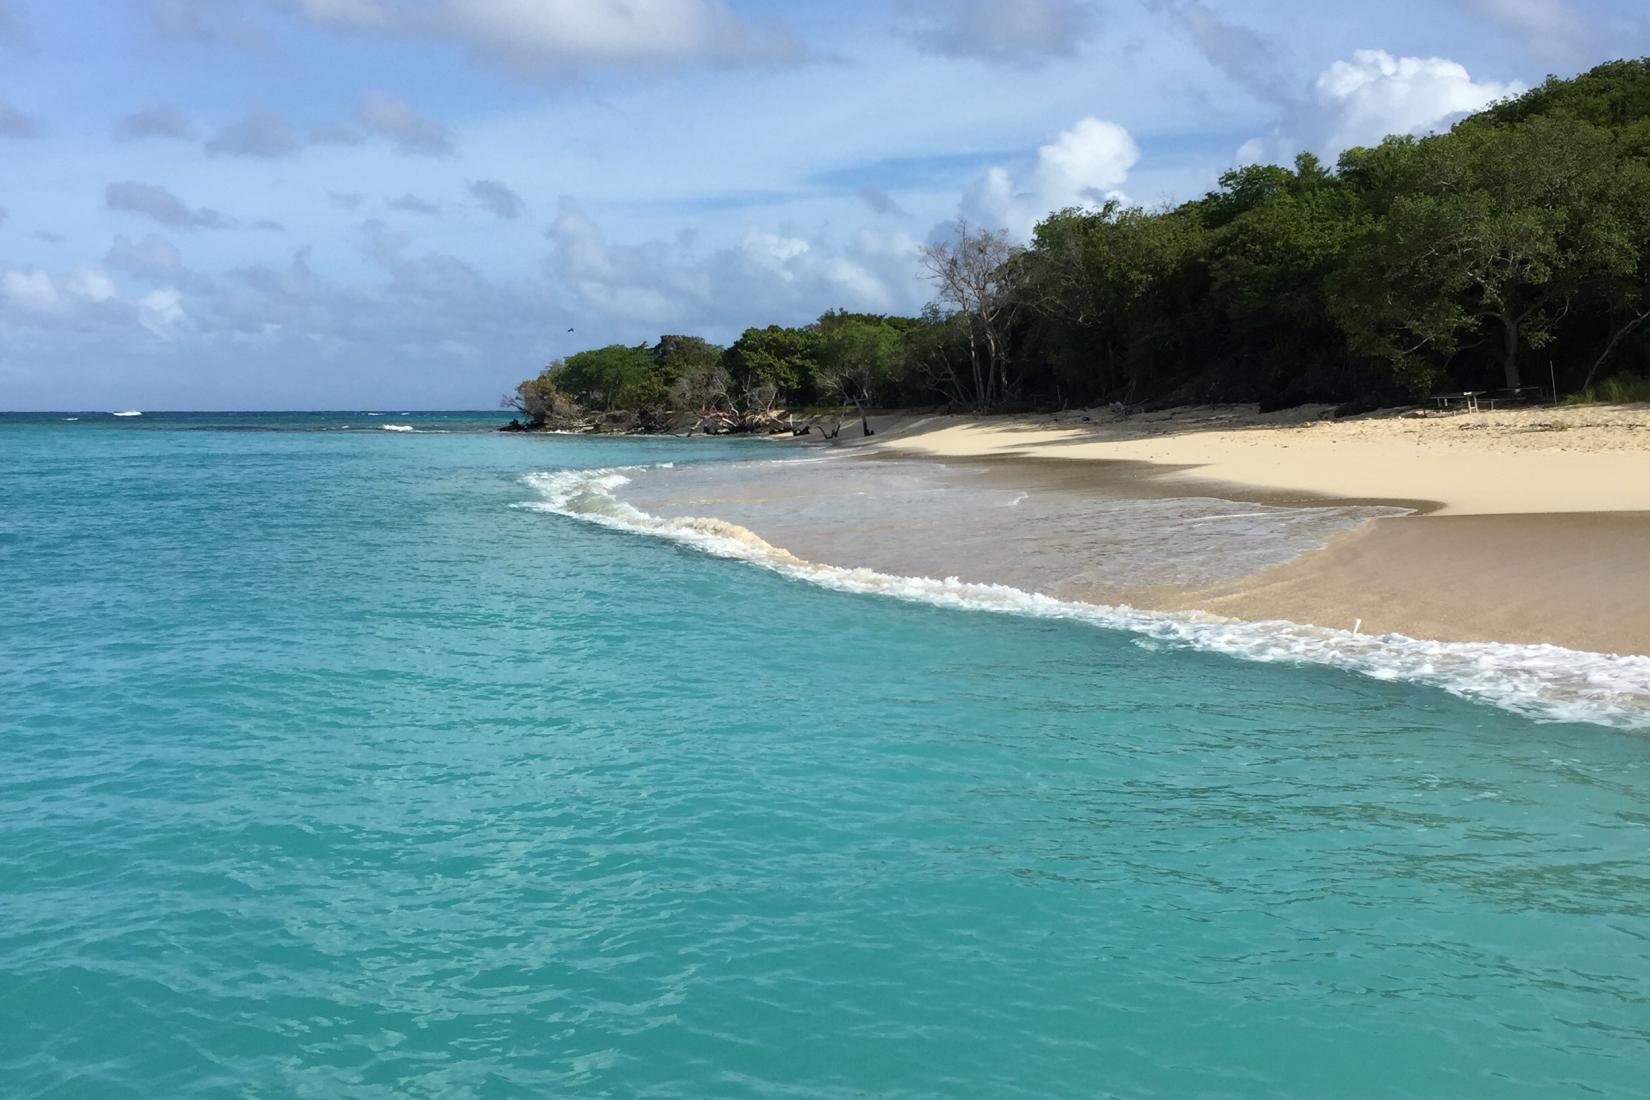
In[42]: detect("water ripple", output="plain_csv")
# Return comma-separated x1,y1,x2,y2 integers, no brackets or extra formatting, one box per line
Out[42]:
3,421,1649,1097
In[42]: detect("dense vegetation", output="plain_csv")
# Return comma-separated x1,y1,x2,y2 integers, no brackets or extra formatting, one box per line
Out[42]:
512,60,1650,428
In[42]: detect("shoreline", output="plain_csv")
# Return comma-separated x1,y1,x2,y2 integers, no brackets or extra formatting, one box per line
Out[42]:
543,456,1650,729
849,403,1650,515
845,404,1650,657
1154,513,1650,655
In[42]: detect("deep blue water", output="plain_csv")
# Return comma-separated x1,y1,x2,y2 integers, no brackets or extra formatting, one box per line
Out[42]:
2,411,1648,1098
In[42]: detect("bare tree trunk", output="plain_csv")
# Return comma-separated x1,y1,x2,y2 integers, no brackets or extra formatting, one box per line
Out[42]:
918,222,1020,410
967,333,984,410
1582,309,1650,392
1500,314,1521,390
849,395,874,437
976,331,990,408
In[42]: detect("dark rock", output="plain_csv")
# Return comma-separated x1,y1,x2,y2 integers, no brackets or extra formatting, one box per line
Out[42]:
1332,397,1385,419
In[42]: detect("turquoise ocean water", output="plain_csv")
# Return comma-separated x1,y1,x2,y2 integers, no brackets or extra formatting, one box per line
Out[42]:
3,411,1649,1098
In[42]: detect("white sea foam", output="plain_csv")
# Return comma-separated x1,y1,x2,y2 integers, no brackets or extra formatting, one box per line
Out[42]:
520,466,1650,731
111,410,142,417
382,424,416,433
63,417,79,422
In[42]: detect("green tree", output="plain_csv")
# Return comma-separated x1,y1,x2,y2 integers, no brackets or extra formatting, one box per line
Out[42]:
505,59,1650,419
814,314,903,434
1208,154,1362,393
1022,202,1211,402
1333,116,1646,392
554,344,657,409
1471,58,1650,156
652,334,728,412
897,304,974,407
651,335,722,382
815,315,902,403
506,367,579,427
722,325,820,411
1334,136,1423,215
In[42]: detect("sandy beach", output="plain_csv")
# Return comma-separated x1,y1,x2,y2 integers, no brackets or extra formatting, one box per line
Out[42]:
851,404,1650,656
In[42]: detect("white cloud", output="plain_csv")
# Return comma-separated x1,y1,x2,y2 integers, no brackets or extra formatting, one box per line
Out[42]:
67,268,118,304
139,288,188,337
310,122,365,146
1466,0,1595,68
444,0,799,71
106,235,188,282
1317,51,1520,150
546,197,925,331
0,236,572,407
291,0,801,75
962,116,1139,238
387,192,441,216
206,108,303,158
858,186,908,218
292,0,390,27
903,0,1095,68
146,0,267,46
355,91,454,157
0,0,27,51
1036,117,1139,197
468,179,524,220
1240,50,1522,163
114,105,194,141
2,266,118,315
0,97,38,138
359,218,411,269
18,0,1574,411
1151,0,1291,106
3,269,62,313
105,181,234,231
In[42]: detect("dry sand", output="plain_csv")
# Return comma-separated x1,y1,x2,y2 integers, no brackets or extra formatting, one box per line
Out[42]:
856,403,1650,515
851,404,1650,656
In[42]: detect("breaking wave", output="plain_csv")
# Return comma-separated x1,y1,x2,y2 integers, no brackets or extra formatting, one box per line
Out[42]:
520,466,1650,731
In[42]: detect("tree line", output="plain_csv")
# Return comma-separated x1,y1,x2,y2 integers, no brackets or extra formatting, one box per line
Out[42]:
512,59,1650,428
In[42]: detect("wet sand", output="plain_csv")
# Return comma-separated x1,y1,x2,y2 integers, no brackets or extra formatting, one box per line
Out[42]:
619,452,1408,605
841,405,1650,657
1156,513,1650,656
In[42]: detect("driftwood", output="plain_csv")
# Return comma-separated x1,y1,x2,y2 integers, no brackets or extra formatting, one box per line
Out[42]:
692,409,800,436
507,403,823,439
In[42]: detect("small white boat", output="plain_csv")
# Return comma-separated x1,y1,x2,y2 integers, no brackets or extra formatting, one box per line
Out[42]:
112,410,143,417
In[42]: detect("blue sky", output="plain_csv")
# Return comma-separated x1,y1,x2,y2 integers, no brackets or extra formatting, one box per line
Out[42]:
0,0,1643,409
